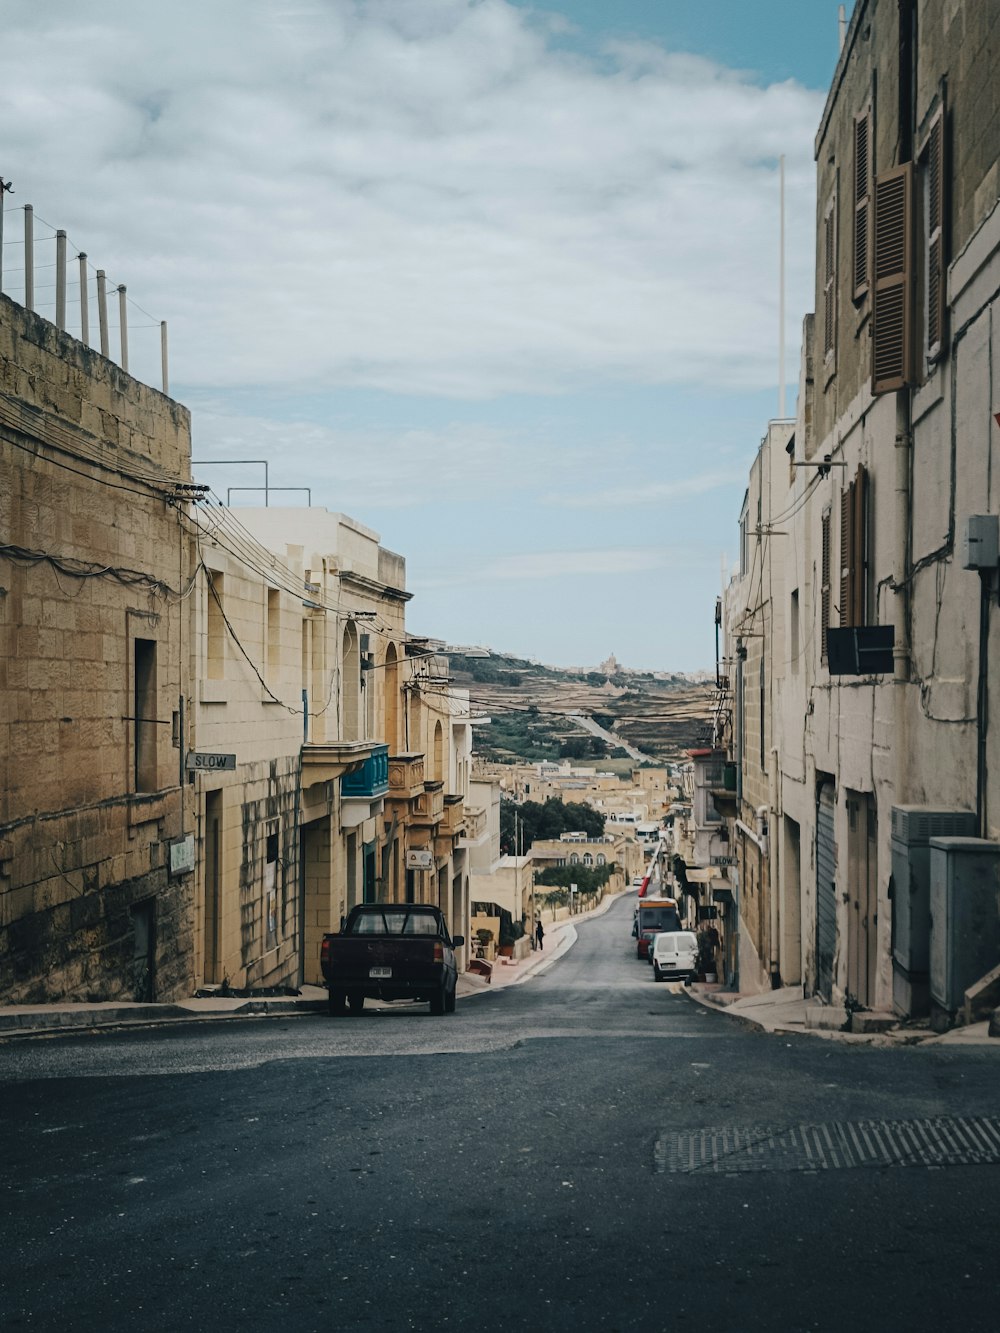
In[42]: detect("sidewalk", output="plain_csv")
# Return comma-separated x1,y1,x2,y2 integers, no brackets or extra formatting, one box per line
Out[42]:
683,981,1000,1047
0,893,623,1039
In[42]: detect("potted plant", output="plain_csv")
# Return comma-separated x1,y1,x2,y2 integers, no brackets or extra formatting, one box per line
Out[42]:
696,928,718,983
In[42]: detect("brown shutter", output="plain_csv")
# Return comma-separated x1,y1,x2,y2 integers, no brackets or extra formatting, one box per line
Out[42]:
851,465,867,624
926,107,945,360
853,107,872,300
838,466,869,630
871,163,913,394
823,192,838,362
821,511,831,662
840,482,853,627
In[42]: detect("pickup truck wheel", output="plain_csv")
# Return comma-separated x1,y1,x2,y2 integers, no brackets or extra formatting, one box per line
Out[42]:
328,990,347,1016
429,983,446,1016
347,992,365,1013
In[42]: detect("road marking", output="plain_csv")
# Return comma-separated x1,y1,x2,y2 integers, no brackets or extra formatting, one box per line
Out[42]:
655,1116,1000,1174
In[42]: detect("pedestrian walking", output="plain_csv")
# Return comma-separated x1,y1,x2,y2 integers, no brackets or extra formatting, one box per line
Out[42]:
535,919,545,951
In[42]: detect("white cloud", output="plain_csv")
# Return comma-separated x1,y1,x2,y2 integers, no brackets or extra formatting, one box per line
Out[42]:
190,405,604,507
551,465,748,508
1,0,822,399
414,543,716,589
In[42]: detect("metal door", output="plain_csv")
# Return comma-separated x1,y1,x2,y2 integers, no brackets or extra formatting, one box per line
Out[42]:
815,782,836,1001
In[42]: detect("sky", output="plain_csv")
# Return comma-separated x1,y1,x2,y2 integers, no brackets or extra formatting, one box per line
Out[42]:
1,1,852,672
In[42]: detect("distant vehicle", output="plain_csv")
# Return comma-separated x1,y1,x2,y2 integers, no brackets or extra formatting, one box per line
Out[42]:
652,930,698,982
632,876,645,889
634,895,681,958
320,904,464,1016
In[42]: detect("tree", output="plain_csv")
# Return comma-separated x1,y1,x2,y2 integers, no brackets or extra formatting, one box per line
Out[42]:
500,796,606,854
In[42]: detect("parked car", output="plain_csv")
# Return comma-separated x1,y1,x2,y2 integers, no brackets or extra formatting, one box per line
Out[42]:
320,904,464,1016
651,930,698,982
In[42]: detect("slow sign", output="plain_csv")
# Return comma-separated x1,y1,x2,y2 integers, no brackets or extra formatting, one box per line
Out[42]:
186,752,237,772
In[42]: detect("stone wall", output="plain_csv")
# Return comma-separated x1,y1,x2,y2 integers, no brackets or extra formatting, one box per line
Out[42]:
0,293,195,1003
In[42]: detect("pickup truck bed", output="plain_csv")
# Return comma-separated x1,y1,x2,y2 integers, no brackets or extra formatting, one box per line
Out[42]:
320,904,464,1016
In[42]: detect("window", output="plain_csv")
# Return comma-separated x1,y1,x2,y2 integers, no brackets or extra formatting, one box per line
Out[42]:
206,570,225,679
823,186,838,370
820,510,832,664
839,466,869,627
134,638,158,792
921,103,946,365
871,164,914,393
790,589,800,675
853,104,873,301
266,588,280,680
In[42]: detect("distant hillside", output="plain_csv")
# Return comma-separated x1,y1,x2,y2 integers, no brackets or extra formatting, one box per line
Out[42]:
450,650,715,764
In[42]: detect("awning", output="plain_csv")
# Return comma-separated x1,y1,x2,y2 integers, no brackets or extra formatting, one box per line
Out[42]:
683,867,715,884
713,886,735,904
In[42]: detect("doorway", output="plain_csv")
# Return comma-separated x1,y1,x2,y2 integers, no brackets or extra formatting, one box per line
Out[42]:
846,791,878,1008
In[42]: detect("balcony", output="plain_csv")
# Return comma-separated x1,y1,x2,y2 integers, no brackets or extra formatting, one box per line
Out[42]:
302,738,381,788
411,780,444,827
388,753,425,800
458,804,488,848
439,794,466,839
341,745,389,800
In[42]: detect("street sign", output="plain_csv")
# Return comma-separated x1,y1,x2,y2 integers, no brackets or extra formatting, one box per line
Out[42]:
406,849,434,870
711,855,736,866
168,834,195,877
186,752,236,772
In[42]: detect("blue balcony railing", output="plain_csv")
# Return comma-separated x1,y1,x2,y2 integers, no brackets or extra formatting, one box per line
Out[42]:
341,744,389,800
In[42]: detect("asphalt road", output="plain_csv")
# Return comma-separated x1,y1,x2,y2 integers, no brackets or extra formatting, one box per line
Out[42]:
3,892,999,1333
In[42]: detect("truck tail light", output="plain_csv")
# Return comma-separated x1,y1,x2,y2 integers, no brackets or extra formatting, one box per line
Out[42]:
320,939,330,964
433,942,443,964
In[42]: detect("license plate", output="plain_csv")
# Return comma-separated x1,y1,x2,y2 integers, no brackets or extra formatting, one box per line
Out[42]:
369,966,391,979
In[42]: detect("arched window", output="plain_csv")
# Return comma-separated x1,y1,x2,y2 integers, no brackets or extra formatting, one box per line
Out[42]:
433,720,444,783
384,643,399,753
342,622,360,741
596,854,606,866
583,853,593,867
569,853,579,864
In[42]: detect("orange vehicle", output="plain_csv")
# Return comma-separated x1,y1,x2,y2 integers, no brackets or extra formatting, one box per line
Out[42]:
634,894,681,958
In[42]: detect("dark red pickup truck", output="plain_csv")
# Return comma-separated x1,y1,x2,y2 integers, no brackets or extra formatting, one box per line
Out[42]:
320,903,465,1016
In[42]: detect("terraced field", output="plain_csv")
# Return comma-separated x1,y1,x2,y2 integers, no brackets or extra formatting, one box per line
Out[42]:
449,652,715,764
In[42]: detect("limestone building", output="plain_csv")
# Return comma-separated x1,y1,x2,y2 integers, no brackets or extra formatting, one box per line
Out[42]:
1,294,197,1003
721,0,1000,1022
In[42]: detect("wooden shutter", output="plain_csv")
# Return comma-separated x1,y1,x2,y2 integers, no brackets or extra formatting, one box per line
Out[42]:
853,106,872,300
821,510,831,662
925,107,945,360
840,482,853,626
823,191,838,363
871,163,913,394
839,465,868,627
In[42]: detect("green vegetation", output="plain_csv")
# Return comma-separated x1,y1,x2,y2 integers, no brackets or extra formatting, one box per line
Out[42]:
500,797,605,854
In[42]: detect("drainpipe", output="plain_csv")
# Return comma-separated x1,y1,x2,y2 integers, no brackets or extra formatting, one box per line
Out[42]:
768,747,780,983
893,391,912,806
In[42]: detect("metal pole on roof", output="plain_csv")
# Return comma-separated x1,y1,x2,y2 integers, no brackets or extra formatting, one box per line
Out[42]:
161,321,169,395
79,253,89,344
97,270,109,355
55,230,67,330
118,284,129,372
778,154,786,419
24,204,33,310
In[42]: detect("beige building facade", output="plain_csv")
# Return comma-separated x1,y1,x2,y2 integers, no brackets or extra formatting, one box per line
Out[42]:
1,294,197,1003
721,0,1000,1021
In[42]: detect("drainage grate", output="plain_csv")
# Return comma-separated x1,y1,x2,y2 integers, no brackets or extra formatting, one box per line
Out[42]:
655,1116,1000,1174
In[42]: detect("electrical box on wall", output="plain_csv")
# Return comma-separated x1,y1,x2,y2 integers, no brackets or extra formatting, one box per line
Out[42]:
960,514,999,569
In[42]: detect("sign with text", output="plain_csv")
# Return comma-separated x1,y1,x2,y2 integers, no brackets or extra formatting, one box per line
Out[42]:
168,834,195,877
710,855,736,866
405,849,434,870
186,752,236,772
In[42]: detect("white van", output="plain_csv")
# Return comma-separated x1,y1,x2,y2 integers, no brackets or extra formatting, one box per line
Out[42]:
651,930,698,982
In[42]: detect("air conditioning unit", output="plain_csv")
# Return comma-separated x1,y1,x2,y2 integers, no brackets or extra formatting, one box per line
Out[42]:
929,836,1000,1027
890,806,976,1017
